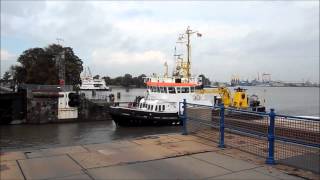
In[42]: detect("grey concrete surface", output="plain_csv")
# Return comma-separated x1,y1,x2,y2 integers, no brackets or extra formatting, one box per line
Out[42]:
18,155,82,179
0,134,312,180
191,152,258,171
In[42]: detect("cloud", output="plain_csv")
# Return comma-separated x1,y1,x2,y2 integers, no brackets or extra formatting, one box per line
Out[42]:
0,49,16,61
91,49,171,77
93,50,166,65
1,1,319,82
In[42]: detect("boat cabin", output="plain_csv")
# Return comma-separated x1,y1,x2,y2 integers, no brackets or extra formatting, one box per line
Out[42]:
138,99,176,113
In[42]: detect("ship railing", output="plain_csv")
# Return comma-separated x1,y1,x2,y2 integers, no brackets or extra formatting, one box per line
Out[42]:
179,99,320,174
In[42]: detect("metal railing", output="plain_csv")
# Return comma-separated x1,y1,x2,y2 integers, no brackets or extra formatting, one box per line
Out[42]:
179,99,320,173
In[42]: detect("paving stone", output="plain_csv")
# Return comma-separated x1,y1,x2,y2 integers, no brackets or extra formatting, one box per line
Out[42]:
210,169,279,180
118,144,179,160
145,156,231,179
0,160,24,180
191,138,220,148
18,155,82,179
167,134,203,141
24,146,88,158
217,148,266,165
69,151,120,169
161,140,214,154
83,141,138,151
50,172,92,180
96,147,119,156
88,164,155,180
88,156,230,179
133,135,182,145
254,166,304,180
100,145,176,165
0,151,26,161
192,152,258,171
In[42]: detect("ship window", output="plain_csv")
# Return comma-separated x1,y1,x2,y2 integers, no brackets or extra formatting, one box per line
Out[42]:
168,87,176,94
181,87,190,93
160,87,165,93
155,106,158,111
163,105,165,111
152,86,157,92
164,87,168,93
176,87,181,93
157,87,160,93
144,103,146,108
148,105,150,110
191,87,195,92
159,105,162,111
151,105,153,111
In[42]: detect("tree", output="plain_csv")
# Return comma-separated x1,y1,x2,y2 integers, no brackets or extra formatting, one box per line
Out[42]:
102,76,111,85
93,75,100,79
12,44,83,85
122,74,133,87
101,74,146,87
199,74,211,86
2,71,11,81
136,74,146,88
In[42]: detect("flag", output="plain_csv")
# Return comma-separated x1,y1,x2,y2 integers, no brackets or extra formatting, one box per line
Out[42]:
197,33,202,37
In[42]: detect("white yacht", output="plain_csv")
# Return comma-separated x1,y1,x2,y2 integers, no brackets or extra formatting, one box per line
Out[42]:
80,67,109,91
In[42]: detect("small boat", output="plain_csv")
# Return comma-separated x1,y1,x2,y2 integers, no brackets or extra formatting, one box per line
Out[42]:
109,27,266,126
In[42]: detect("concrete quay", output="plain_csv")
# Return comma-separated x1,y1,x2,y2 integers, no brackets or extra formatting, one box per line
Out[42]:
1,134,317,180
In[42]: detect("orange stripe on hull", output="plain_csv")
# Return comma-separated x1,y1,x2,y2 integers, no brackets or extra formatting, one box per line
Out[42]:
146,81,198,87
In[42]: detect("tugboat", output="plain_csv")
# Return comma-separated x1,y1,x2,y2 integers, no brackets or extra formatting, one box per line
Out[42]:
109,27,265,126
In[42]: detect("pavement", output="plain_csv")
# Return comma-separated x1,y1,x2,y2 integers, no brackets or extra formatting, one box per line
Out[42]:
0,133,314,180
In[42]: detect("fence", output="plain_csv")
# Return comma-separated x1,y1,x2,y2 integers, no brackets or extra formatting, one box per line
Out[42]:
179,99,320,173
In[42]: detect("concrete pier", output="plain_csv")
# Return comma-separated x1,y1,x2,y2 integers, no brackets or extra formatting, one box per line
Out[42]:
1,134,318,180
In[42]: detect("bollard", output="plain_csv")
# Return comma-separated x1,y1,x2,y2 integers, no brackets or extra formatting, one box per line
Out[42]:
182,99,188,135
218,103,225,148
266,108,275,165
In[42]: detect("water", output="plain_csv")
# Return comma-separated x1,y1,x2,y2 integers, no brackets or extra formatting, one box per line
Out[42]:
245,86,319,117
1,86,318,151
0,121,180,152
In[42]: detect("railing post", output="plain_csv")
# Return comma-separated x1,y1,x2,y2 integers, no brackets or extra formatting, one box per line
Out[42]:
182,99,188,135
266,108,275,165
218,103,225,148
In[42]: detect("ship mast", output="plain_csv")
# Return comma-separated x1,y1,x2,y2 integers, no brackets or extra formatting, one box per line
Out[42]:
177,26,201,82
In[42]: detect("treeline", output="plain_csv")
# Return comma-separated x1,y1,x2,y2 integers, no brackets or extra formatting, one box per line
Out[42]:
93,74,211,87
94,74,147,88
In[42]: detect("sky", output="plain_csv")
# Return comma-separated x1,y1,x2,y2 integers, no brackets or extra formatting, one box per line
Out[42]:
0,1,319,83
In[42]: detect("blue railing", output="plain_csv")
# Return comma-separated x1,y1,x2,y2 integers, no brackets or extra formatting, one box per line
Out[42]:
179,99,320,171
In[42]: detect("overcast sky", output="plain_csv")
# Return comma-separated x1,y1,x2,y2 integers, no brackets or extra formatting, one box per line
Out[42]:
1,1,319,83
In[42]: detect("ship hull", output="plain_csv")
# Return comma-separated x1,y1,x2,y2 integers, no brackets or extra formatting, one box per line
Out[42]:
109,107,181,126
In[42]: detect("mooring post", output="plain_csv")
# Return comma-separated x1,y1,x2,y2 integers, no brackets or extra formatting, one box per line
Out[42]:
182,99,188,135
266,108,276,165
218,103,225,148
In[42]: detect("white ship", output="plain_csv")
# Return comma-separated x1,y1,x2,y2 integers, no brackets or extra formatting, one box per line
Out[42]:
80,67,109,91
110,27,265,126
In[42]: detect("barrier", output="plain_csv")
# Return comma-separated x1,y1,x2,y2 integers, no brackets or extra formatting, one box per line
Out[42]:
179,99,320,173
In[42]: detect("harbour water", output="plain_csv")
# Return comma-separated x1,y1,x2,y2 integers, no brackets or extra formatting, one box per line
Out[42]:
1,86,319,151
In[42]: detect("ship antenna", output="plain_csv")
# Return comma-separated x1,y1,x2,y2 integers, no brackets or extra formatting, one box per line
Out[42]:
177,26,201,82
